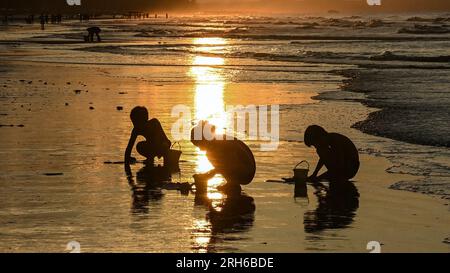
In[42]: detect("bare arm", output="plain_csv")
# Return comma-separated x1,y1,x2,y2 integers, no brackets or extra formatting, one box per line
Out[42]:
309,158,324,181
124,129,138,164
194,169,217,181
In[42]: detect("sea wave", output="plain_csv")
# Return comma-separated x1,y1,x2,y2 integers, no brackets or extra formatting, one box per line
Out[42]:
406,16,450,23
319,18,390,28
398,24,450,34
369,51,450,63
332,68,450,200
77,44,450,66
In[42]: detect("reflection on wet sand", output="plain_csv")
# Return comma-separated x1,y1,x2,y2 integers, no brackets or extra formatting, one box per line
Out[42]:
188,38,256,252
189,38,229,189
122,36,359,251
127,165,170,215
303,182,360,233
190,50,229,188
192,192,256,252
126,165,193,214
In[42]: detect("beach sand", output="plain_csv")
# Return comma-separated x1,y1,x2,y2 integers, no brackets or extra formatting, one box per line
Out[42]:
0,59,448,252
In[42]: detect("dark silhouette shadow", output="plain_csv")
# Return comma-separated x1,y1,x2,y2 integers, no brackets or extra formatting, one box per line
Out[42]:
294,181,308,198
195,192,256,234
191,121,256,196
126,165,170,214
85,27,101,42
191,191,255,252
209,194,255,234
303,181,359,233
124,106,178,169
304,125,360,184
125,162,191,214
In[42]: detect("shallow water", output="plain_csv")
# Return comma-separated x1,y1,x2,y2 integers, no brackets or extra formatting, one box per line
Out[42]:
0,14,449,252
0,61,362,252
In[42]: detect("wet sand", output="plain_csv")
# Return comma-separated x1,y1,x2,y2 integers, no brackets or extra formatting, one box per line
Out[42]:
0,60,448,252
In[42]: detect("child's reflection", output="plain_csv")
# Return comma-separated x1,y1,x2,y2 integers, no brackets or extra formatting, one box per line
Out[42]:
125,165,170,214
303,181,360,233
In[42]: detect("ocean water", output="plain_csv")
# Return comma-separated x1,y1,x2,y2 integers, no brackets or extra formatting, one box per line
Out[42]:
0,14,449,252
7,14,447,197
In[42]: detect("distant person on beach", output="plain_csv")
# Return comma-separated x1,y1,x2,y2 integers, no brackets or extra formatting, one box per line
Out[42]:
85,26,101,42
124,106,171,166
304,125,359,183
40,14,45,30
191,121,256,195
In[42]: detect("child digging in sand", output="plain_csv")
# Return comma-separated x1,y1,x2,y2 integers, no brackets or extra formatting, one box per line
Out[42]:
124,106,171,166
304,125,360,184
191,121,256,195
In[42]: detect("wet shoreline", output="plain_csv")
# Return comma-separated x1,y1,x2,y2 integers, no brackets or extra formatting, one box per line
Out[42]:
0,16,449,252
339,69,450,148
313,68,450,200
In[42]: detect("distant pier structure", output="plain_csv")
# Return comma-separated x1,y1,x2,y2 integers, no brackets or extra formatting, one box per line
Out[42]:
128,11,148,20
127,11,170,20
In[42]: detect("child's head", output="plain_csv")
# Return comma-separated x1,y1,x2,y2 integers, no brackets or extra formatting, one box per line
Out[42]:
304,125,328,148
130,106,148,129
191,120,216,150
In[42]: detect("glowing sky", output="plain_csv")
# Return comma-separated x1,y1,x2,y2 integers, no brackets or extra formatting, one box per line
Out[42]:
196,0,450,12
1,0,449,13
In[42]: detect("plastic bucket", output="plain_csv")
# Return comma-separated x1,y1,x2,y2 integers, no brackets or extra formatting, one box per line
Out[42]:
293,160,309,182
166,142,182,167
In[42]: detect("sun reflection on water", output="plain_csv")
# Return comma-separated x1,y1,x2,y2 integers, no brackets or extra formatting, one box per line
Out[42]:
189,38,229,189
189,38,229,252
191,219,211,253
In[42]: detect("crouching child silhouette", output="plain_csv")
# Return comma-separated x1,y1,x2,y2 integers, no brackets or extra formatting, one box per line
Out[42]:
304,125,359,184
124,106,171,167
191,121,256,195
85,26,101,42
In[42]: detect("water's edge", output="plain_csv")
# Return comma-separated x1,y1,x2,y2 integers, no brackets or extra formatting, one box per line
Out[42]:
313,68,449,201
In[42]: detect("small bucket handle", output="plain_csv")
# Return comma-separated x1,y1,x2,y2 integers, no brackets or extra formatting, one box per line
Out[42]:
294,160,309,170
171,141,181,151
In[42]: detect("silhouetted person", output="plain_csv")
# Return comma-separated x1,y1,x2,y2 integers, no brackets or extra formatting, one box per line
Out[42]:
25,15,33,24
304,181,359,233
124,106,171,166
39,14,45,30
86,27,101,42
191,121,256,195
305,125,359,184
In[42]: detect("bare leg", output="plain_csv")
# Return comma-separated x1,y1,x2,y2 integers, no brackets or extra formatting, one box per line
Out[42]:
217,182,242,195
136,141,154,165
137,141,170,165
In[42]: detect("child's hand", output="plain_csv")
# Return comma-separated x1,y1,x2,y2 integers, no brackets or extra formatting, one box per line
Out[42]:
193,173,207,182
307,175,319,183
127,156,137,164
